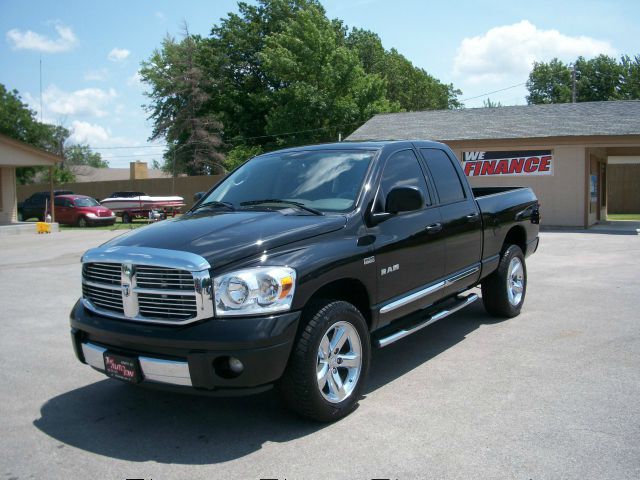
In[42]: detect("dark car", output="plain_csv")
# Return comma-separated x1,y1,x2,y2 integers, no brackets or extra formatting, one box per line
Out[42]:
70,140,540,421
54,195,116,227
18,190,74,221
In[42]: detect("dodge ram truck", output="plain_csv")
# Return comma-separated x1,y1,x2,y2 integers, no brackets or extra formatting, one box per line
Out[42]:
70,140,540,421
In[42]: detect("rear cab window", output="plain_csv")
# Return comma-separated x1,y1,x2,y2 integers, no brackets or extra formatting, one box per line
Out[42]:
420,149,466,204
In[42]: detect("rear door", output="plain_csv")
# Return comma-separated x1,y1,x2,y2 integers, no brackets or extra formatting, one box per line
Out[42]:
419,148,482,294
369,148,445,326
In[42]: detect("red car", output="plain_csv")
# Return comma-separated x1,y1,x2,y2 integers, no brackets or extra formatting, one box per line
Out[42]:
53,195,116,227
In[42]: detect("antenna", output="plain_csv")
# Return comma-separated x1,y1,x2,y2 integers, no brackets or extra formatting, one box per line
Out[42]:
39,56,43,122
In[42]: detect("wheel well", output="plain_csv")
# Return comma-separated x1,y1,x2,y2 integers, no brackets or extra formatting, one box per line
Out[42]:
503,226,526,254
306,278,372,326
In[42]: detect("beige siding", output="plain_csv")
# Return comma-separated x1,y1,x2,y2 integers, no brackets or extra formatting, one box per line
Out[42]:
0,167,17,224
447,143,588,227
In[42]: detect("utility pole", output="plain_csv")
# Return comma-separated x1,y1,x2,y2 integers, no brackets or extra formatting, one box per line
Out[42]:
571,63,577,103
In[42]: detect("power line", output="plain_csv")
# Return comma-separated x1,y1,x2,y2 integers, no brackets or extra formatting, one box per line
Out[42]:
460,82,527,103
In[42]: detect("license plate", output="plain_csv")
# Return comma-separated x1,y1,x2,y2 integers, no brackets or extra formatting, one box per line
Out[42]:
103,352,141,383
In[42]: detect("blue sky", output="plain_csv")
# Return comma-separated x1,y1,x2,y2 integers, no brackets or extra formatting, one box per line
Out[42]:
1,0,638,167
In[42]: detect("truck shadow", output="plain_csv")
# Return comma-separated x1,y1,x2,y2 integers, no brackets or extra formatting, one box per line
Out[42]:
33,301,499,464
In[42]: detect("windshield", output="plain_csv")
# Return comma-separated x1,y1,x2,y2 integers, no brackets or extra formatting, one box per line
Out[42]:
74,198,100,207
203,150,374,213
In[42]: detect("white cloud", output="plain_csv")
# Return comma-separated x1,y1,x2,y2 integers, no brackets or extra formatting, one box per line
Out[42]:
155,11,166,21
69,121,110,144
126,71,142,87
6,23,77,53
108,47,130,62
37,85,117,118
84,68,108,81
453,20,616,84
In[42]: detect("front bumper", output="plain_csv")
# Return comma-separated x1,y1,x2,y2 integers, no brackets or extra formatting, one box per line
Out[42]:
86,215,116,225
70,299,300,395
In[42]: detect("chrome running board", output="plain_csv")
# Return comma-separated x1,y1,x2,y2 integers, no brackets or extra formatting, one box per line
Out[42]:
375,294,479,348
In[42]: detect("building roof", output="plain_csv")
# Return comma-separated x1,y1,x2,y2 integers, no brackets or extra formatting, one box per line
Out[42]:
0,133,63,167
347,101,640,142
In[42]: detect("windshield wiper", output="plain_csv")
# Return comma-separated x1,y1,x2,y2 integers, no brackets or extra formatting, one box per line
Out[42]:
191,200,235,212
239,199,324,216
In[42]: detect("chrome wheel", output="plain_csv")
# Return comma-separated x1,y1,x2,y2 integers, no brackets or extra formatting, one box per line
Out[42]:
507,257,524,306
316,321,362,404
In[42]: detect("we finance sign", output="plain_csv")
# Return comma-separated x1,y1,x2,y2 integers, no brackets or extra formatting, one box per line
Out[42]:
463,150,553,177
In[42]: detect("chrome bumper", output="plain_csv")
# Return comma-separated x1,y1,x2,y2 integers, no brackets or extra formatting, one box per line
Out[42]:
81,342,192,387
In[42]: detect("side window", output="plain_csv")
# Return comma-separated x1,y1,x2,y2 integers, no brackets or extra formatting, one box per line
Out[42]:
65,199,75,207
420,149,466,204
54,197,65,207
375,149,430,212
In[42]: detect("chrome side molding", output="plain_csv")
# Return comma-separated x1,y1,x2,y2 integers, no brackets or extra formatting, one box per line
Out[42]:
376,294,479,348
379,265,480,315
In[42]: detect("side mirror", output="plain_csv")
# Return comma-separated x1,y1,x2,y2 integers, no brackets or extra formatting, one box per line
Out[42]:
385,187,423,214
193,191,205,203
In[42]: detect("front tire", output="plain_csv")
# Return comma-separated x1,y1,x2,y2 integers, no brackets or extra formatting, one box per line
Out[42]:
481,245,527,318
77,216,88,228
277,300,370,422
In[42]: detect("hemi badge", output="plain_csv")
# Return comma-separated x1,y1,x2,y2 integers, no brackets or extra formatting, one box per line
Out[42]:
364,256,375,265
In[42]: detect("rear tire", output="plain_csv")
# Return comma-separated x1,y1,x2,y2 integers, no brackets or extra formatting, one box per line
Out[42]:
481,245,527,318
277,300,370,422
122,212,132,224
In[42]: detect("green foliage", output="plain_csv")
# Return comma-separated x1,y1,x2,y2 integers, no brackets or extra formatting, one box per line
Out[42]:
65,144,109,168
0,83,106,184
225,144,263,171
258,3,396,147
140,0,462,174
140,27,224,175
482,98,502,108
347,29,461,110
526,55,640,104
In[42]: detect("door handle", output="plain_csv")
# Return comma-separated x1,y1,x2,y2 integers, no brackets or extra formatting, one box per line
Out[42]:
425,222,443,234
466,212,480,222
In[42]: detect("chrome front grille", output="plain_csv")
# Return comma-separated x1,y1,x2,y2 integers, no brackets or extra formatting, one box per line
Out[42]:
138,292,197,319
83,263,121,286
135,266,195,290
82,282,124,314
80,247,213,325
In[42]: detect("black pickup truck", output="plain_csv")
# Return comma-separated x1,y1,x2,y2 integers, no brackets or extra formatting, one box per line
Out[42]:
70,140,540,421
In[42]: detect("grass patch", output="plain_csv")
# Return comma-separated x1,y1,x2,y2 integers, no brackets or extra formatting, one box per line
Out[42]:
607,213,640,221
59,218,151,231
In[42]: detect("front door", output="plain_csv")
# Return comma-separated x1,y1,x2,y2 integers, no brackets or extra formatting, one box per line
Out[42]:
369,148,446,326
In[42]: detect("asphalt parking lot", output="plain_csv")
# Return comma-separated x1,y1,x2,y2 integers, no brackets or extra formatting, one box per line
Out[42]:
1,229,639,479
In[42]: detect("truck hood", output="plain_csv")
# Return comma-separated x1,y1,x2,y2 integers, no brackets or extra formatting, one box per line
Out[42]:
105,210,347,269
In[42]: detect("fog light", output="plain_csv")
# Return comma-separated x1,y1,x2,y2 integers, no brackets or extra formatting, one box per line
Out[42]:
228,357,244,374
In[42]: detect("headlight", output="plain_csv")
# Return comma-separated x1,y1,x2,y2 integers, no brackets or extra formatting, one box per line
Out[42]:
85,212,97,218
214,266,296,317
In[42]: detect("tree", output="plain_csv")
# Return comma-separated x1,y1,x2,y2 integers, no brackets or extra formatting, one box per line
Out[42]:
482,98,502,108
140,0,463,174
526,58,573,104
140,26,224,175
526,55,640,104
347,29,461,110
0,83,107,184
258,3,396,147
64,144,109,168
225,144,263,171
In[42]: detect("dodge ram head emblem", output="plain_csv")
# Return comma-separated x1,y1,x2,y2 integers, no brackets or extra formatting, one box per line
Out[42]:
381,264,399,276
122,284,131,297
